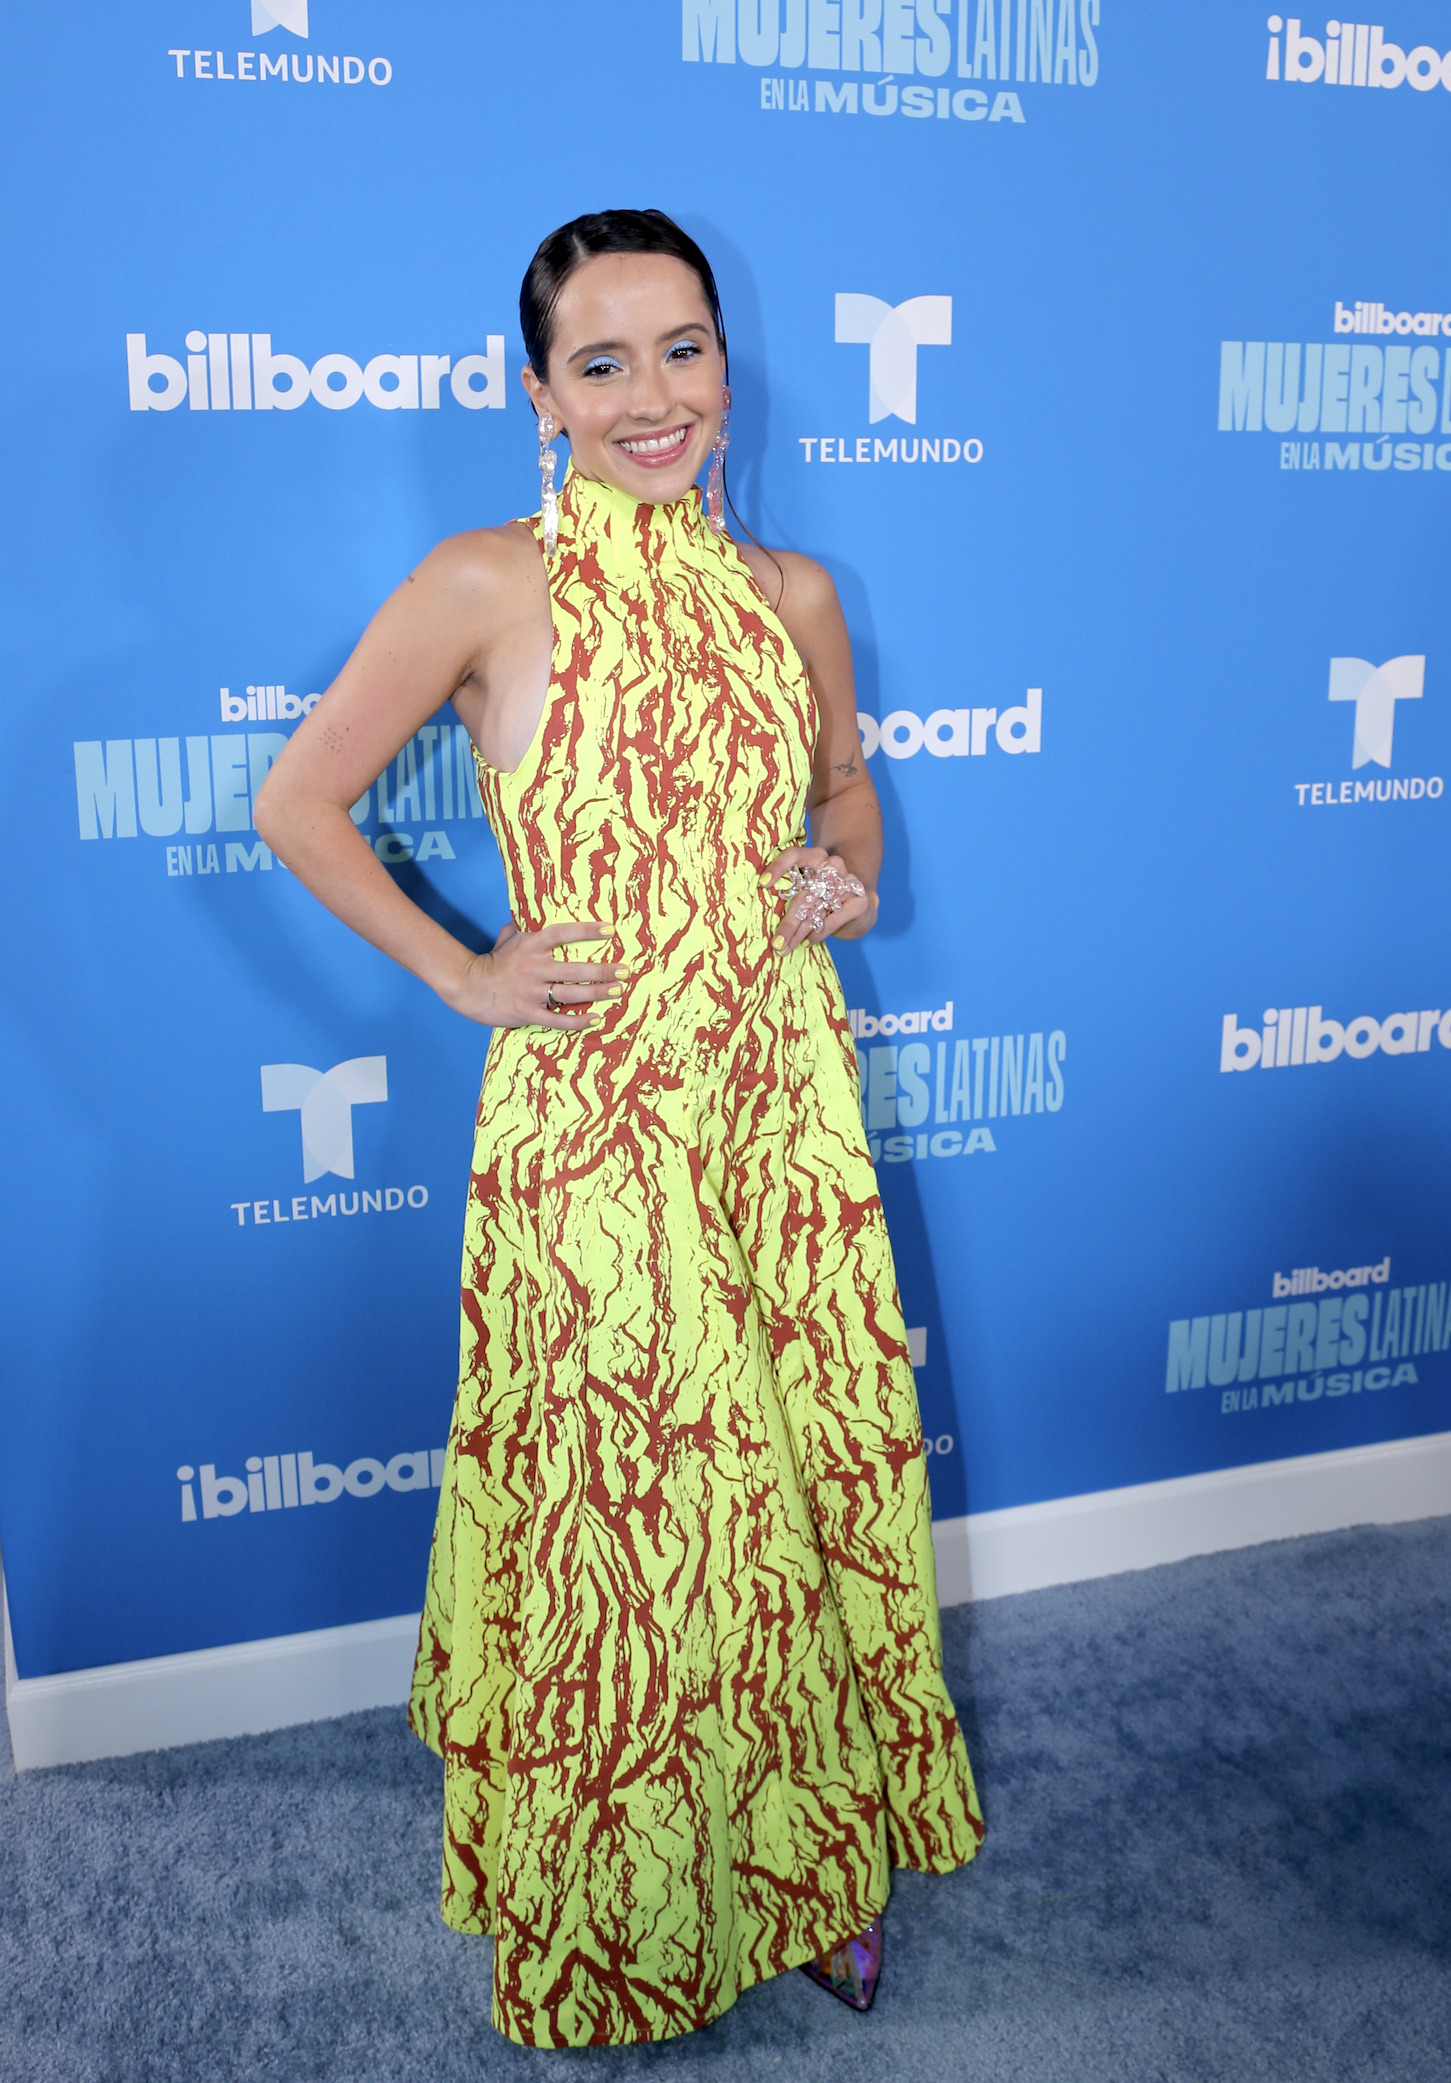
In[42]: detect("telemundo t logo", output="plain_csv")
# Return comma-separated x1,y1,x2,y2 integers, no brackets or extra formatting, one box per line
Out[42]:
1328,654,1422,767
127,334,504,413
238,1054,429,1229
835,295,951,424
261,1057,388,1183
1295,654,1442,808
253,0,308,34
801,290,981,467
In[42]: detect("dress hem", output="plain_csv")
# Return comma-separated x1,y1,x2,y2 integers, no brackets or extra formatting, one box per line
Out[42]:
454,1830,985,2049
486,1881,895,2050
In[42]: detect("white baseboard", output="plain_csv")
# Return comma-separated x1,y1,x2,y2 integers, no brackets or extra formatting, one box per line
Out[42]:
929,1428,1451,1606
5,1609,421,1774
5,1433,1449,1771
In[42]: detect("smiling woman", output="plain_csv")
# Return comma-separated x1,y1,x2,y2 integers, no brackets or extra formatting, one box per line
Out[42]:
252,207,982,2050
518,217,726,495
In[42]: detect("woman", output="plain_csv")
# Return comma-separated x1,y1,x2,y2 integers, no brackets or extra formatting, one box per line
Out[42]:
254,209,983,2049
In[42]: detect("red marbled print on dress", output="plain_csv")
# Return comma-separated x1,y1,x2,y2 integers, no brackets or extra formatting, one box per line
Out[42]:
408,468,983,2048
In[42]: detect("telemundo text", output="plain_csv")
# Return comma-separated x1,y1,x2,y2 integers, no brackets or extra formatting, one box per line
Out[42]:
164,50,394,89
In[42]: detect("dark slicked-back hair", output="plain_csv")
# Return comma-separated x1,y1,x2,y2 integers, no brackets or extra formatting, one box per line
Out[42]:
519,209,726,380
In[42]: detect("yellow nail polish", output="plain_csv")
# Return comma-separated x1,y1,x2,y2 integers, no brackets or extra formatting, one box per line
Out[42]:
608,985,624,999
772,934,784,951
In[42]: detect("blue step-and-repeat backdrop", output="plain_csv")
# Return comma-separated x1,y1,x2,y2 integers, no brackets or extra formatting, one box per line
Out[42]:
3,2,1449,1680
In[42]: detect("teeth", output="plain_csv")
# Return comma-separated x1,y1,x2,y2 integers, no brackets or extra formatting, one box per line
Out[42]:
620,429,689,455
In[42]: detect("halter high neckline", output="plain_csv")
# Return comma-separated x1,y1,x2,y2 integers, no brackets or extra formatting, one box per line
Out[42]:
558,460,708,543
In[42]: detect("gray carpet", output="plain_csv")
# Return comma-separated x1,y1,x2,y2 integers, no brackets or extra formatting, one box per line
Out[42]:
2,1519,1448,2082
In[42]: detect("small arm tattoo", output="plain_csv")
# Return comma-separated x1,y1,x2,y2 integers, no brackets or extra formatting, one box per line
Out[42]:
320,723,346,756
832,756,858,778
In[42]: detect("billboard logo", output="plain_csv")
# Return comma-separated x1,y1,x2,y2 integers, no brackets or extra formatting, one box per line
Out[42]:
849,999,954,1039
261,1057,387,1182
127,334,502,413
1336,300,1450,337
252,0,307,34
858,691,1041,759
1273,1259,1389,1296
1265,19,1451,91
178,1445,444,1521
835,294,951,424
1328,654,1423,767
1220,1005,1451,1070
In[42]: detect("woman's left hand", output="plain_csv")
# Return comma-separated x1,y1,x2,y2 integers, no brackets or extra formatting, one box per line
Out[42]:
763,846,877,952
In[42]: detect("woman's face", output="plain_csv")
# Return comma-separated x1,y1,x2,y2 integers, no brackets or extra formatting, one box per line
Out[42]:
522,252,725,504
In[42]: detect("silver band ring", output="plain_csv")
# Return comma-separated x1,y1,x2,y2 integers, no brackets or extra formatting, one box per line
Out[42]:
545,987,560,1012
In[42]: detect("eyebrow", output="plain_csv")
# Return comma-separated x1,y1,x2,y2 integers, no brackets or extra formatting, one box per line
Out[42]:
566,320,713,365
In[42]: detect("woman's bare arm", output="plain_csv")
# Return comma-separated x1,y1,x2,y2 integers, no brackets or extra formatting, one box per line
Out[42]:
253,527,618,1028
740,544,881,950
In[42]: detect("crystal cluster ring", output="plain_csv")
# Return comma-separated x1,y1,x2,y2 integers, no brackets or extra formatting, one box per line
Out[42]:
783,861,866,939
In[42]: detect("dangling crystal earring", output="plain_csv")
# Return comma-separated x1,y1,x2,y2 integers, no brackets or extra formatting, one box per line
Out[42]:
705,385,731,536
538,411,559,562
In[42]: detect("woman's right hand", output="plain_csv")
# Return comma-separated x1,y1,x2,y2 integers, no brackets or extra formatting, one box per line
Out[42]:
447,921,622,1030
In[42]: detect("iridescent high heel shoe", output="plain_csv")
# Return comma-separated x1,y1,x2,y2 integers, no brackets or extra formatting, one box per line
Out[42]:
800,1917,883,2012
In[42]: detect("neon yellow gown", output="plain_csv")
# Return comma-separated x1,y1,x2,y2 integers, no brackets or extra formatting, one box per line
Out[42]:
409,467,983,2047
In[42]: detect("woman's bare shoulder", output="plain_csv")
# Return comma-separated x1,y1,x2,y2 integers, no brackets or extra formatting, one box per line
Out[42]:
406,519,544,611
735,542,843,655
